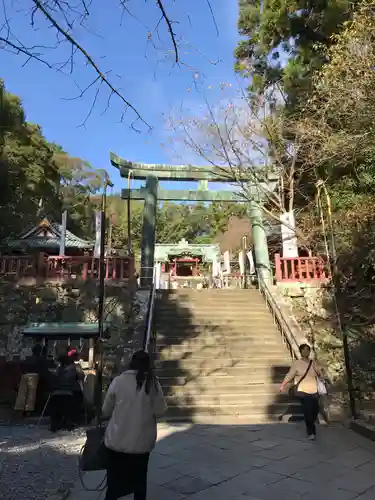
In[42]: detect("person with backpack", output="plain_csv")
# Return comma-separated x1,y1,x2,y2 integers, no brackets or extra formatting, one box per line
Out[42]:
280,343,323,440
102,350,167,500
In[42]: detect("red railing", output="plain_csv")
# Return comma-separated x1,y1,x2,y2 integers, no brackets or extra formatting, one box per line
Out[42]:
275,253,330,283
0,254,135,282
0,256,36,277
46,256,134,281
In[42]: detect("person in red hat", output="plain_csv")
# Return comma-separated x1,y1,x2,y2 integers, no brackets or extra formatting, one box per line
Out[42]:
49,347,84,431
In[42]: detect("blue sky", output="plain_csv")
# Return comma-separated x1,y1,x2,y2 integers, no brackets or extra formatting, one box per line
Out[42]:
1,0,240,191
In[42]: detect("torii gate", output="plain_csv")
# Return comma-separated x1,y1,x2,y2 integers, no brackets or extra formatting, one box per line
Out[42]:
110,152,278,286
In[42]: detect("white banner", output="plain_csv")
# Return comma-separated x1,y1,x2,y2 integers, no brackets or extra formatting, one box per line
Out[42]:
212,260,220,277
238,250,245,275
223,251,230,273
93,212,101,258
155,263,162,289
247,251,255,275
280,211,298,258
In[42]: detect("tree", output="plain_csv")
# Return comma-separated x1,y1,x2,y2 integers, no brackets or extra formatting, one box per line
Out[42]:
0,80,107,241
0,81,60,239
108,195,250,256
54,149,107,236
235,0,361,108
167,90,311,251
0,1,218,129
288,0,375,216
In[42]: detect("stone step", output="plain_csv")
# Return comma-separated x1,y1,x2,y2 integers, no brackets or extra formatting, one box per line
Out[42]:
155,326,279,335
154,319,276,329
156,346,287,360
161,413,304,424
156,309,269,317
156,308,270,316
156,364,290,379
164,402,302,419
164,392,290,405
156,301,267,309
157,298,264,306
155,315,272,323
156,326,280,335
155,357,290,369
158,369,289,386
162,382,283,395
156,337,284,348
155,297,267,309
160,289,258,295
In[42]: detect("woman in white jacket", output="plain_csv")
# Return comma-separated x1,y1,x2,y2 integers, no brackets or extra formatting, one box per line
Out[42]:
102,350,167,500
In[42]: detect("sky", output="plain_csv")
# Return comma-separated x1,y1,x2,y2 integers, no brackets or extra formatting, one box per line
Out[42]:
1,0,241,191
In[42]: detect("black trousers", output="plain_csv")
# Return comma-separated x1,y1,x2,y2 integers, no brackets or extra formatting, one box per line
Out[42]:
49,393,75,431
299,393,320,435
105,448,150,500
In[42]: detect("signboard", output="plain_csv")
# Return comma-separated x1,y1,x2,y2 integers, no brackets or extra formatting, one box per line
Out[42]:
280,211,298,258
93,212,101,258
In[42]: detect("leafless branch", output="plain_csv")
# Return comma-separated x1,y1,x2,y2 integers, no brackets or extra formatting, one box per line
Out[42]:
155,0,179,63
205,0,219,37
31,0,150,129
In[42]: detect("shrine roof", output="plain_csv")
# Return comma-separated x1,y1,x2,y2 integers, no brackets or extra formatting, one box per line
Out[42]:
4,218,94,250
155,239,220,261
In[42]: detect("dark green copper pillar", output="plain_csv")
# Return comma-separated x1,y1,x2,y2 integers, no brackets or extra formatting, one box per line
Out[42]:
140,176,158,287
248,198,271,282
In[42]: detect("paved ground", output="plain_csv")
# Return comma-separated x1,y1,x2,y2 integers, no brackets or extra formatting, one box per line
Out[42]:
0,425,86,500
71,422,375,500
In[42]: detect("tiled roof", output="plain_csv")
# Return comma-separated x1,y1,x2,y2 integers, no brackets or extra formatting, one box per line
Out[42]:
4,219,94,249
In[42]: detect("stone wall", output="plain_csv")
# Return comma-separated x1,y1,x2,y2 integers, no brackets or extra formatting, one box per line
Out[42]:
0,281,134,360
0,280,138,405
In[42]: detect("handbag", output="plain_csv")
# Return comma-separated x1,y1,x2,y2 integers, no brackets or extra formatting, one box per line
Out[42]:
288,360,312,398
316,376,328,396
79,423,108,471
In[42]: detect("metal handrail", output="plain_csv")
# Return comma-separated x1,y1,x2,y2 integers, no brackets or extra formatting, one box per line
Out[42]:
257,272,300,360
143,265,157,353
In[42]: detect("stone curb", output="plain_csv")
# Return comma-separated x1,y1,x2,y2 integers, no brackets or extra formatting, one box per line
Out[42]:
350,418,375,442
46,490,71,500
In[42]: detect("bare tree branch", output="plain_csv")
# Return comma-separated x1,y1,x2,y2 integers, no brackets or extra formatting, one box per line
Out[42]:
1,0,223,131
32,0,150,129
155,0,178,63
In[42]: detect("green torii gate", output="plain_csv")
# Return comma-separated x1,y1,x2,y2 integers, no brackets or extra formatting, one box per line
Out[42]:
111,152,278,286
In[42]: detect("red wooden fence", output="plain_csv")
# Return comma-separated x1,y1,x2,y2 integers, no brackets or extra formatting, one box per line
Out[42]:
0,254,135,282
275,253,330,283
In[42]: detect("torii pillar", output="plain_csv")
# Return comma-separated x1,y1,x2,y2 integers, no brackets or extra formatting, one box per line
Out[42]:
140,176,158,287
248,197,271,283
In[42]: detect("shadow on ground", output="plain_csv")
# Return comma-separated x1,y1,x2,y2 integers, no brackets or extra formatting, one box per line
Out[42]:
0,426,86,500
76,421,375,500
151,289,300,424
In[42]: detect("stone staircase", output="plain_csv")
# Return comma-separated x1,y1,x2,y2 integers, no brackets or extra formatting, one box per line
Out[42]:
154,288,301,423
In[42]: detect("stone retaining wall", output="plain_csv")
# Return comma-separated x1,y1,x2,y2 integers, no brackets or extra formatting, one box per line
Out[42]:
0,280,137,405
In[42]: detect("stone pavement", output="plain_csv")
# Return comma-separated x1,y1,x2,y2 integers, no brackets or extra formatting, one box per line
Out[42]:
71,422,375,500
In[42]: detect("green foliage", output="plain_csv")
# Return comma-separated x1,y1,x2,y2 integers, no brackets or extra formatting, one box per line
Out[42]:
108,198,248,256
235,0,360,107
0,80,106,241
0,80,249,255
